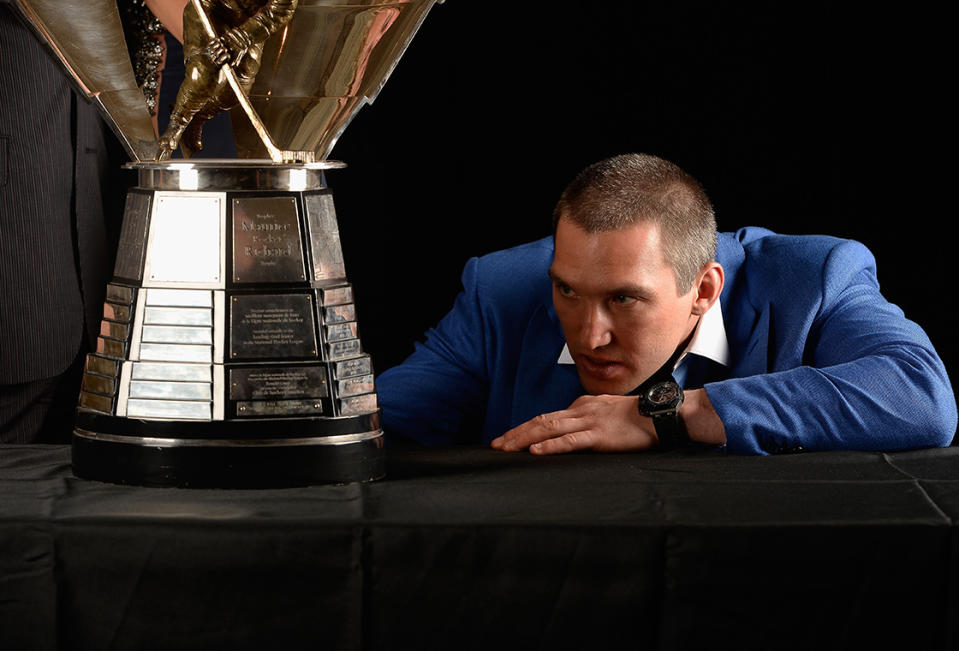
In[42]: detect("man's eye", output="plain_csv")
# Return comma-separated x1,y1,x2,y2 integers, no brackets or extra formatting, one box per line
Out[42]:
556,283,574,297
611,295,637,305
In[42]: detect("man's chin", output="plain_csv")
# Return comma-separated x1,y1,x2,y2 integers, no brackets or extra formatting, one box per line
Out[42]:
577,373,637,397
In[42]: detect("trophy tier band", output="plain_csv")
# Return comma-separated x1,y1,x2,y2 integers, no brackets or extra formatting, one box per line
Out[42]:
13,0,442,486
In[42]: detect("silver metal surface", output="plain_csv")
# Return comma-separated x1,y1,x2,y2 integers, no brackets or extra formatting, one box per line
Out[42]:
144,194,224,286
132,162,341,191
139,343,213,364
129,381,212,401
73,428,383,447
126,399,212,420
141,325,213,345
131,362,212,382
144,307,213,326
339,394,378,416
146,289,214,307
232,197,306,283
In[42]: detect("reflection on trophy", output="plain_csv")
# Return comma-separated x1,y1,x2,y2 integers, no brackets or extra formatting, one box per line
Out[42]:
12,0,441,486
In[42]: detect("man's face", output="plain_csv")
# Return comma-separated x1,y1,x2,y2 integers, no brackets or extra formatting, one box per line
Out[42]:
550,218,702,395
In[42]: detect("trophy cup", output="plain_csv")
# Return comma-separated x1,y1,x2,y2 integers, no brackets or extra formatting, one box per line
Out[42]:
12,0,441,487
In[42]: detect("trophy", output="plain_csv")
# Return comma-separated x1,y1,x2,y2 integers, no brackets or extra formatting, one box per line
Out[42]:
12,0,441,487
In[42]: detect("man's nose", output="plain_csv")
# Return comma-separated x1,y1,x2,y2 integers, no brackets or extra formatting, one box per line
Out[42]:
580,303,613,350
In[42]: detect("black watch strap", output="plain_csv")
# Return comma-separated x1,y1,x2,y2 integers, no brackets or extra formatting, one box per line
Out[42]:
651,409,683,448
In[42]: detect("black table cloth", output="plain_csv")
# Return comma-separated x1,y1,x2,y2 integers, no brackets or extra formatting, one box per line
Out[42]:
2,444,957,650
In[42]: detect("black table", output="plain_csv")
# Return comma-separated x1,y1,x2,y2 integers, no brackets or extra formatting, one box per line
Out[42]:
2,444,957,651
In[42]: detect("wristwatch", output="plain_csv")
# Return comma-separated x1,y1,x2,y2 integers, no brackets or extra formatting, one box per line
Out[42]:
637,379,685,448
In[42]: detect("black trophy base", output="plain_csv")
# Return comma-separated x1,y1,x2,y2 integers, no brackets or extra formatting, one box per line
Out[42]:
71,411,385,488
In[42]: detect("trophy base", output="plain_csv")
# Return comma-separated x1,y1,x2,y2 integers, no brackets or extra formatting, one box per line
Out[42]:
72,413,384,488
73,161,385,488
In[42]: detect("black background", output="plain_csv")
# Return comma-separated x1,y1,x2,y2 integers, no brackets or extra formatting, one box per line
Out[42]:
308,4,951,384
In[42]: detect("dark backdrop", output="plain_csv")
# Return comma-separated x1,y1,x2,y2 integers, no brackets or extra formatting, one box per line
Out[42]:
313,3,951,403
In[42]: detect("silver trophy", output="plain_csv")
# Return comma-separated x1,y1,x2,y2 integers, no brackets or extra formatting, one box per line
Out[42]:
12,0,441,486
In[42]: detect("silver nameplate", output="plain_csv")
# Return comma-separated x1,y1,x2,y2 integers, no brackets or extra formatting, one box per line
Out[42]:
322,303,356,324
232,196,306,283
339,394,378,416
131,362,212,382
144,307,213,326
229,365,329,400
328,339,361,361
146,194,222,284
138,343,212,363
145,289,213,307
141,325,213,345
236,400,325,417
304,192,346,283
325,322,358,343
230,293,318,360
318,285,353,306
126,399,211,420
336,374,375,398
332,355,372,379
113,190,152,281
129,381,212,401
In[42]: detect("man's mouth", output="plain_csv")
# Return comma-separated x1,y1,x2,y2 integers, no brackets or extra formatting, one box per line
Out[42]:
575,354,625,379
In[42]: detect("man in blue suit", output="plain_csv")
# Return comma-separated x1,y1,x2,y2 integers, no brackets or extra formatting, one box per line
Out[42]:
376,154,956,454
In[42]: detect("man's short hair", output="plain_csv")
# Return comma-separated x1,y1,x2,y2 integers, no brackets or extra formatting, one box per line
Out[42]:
552,153,717,293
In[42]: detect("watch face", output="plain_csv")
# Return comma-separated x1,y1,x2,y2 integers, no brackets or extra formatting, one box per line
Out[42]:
647,382,680,406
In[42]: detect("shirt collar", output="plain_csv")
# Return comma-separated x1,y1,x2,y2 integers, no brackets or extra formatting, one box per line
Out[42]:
556,299,729,368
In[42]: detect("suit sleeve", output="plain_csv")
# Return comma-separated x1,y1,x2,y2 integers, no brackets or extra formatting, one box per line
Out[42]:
376,257,491,446
706,240,957,454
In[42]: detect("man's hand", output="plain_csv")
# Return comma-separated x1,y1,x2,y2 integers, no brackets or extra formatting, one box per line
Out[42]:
490,394,657,455
489,388,726,454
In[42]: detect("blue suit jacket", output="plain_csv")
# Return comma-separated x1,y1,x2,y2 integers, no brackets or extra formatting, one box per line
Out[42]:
376,228,957,454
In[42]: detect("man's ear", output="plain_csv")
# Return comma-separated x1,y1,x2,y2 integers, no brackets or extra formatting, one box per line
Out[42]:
690,262,724,316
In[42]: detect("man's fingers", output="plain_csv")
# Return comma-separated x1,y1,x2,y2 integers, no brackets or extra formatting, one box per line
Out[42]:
491,411,587,451
529,430,596,455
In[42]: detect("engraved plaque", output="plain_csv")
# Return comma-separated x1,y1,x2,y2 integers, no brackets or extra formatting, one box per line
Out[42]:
113,190,151,281
328,339,362,361
336,374,375,398
322,303,356,324
325,322,358,343
318,285,353,306
236,400,324,417
304,192,346,283
232,196,306,283
230,365,329,400
333,355,372,379
230,294,318,359
339,393,378,416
